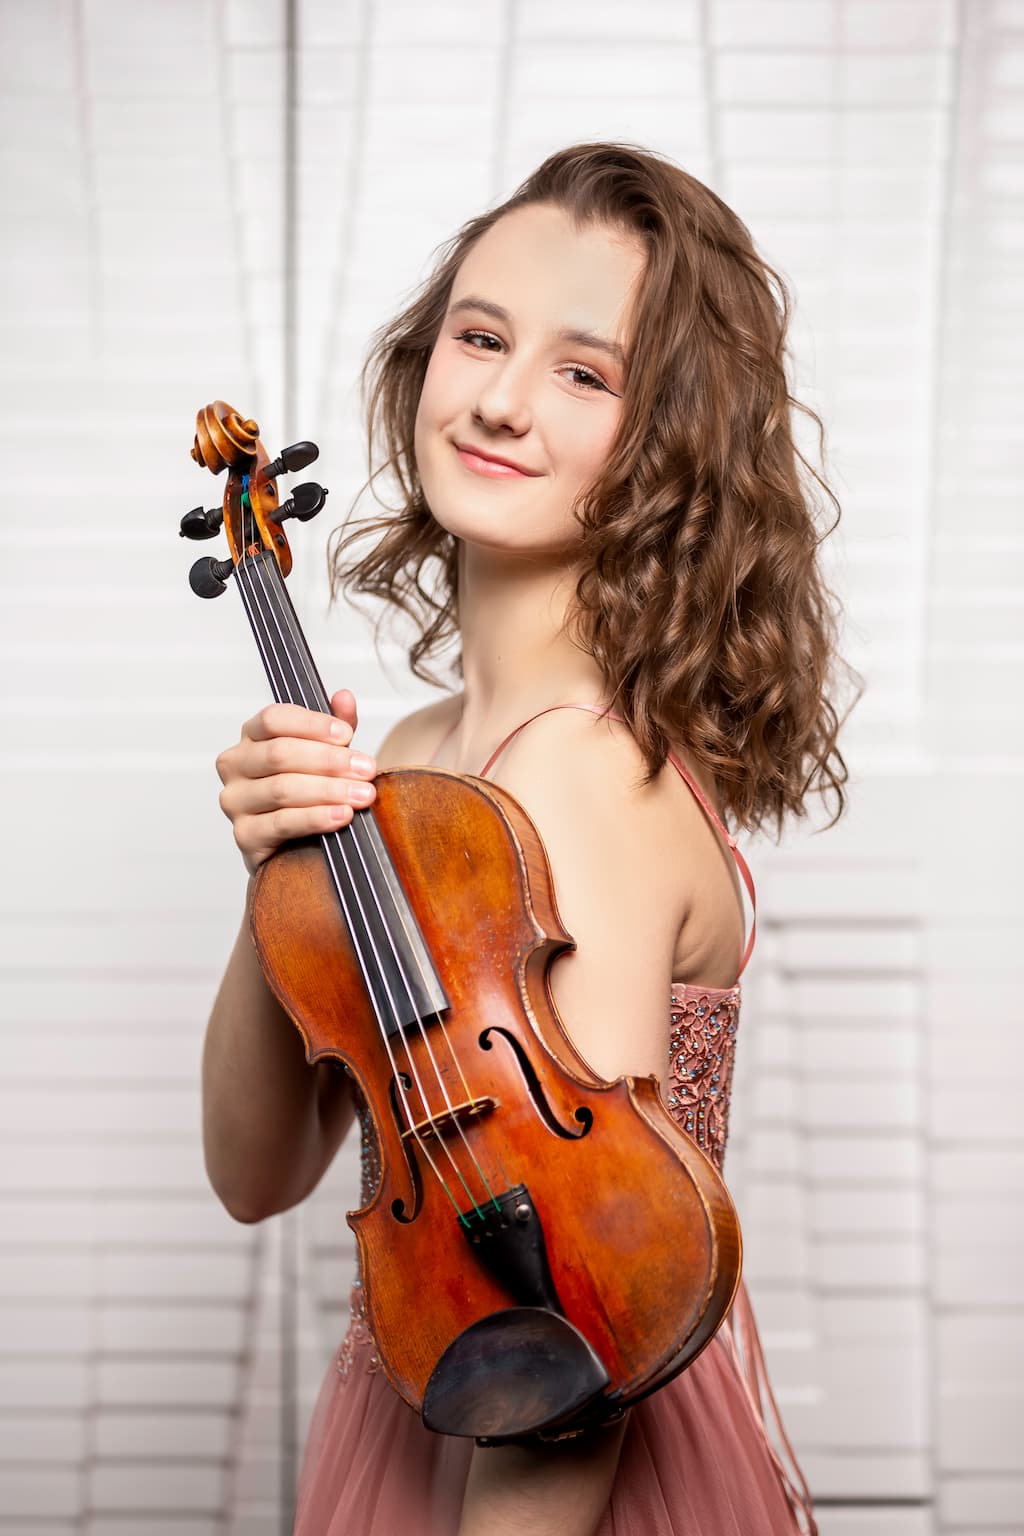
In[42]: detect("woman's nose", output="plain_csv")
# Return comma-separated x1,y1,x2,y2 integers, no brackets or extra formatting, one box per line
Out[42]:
472,357,533,436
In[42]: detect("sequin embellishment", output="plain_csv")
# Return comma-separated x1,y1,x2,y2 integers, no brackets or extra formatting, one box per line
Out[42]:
666,986,740,1171
336,1104,384,1380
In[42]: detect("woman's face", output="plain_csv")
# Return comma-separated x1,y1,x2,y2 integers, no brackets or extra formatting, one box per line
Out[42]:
414,203,644,559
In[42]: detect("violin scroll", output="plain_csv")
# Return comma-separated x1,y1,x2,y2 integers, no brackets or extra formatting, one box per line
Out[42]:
190,403,260,474
182,401,329,590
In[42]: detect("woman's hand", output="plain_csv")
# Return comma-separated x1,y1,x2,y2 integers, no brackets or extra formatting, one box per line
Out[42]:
215,687,378,875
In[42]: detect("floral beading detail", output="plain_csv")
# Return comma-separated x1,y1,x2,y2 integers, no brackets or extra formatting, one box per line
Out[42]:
665,987,740,1171
336,1280,381,1380
336,1104,384,1381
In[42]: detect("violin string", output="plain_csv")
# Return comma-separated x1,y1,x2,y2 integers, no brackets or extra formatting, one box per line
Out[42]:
247,549,500,1215
239,549,486,1218
359,838,483,1118
337,813,498,1208
231,553,462,1213
238,467,496,1213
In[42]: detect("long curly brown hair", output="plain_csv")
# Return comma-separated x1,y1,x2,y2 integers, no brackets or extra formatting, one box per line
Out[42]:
330,142,861,837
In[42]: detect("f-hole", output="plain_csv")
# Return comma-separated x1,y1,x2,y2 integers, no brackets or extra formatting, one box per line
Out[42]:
389,1072,423,1223
479,1028,593,1140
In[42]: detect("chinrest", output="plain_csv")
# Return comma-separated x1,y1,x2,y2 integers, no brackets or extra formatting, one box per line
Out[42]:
422,1306,611,1439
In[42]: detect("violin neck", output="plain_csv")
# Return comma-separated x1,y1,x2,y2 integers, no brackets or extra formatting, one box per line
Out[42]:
234,548,332,716
233,550,448,1032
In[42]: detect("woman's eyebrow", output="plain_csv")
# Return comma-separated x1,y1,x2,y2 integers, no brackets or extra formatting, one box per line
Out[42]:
448,295,626,368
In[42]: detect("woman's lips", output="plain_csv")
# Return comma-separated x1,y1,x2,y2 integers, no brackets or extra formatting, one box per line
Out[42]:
454,444,537,479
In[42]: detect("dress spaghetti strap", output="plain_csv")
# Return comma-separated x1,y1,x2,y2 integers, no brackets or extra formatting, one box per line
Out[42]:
434,701,757,981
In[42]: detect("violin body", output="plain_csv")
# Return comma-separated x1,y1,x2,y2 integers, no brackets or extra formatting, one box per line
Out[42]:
251,766,742,1435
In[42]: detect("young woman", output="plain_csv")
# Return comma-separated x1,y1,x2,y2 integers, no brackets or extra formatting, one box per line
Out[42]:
204,143,853,1535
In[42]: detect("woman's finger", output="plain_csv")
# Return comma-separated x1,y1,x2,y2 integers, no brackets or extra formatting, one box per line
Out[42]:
220,770,376,822
224,735,376,786
233,803,359,873
330,688,358,734
242,701,354,748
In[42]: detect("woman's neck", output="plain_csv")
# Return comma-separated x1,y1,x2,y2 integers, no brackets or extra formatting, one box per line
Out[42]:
452,541,607,752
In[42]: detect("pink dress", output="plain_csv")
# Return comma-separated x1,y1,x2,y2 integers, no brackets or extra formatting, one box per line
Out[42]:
294,705,817,1535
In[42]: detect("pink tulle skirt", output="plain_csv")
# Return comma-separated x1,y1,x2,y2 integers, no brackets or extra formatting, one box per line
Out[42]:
293,1281,816,1535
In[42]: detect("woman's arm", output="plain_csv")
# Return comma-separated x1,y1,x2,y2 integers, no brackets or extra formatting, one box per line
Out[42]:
459,1418,629,1536
201,898,356,1222
202,689,375,1221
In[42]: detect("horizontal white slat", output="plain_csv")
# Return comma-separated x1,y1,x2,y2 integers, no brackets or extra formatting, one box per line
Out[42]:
806,1135,924,1183
938,1387,1024,1472
0,1468,79,1519
93,1410,232,1459
0,1142,210,1194
0,1360,89,1410
804,1450,930,1500
0,1409,83,1461
89,1465,224,1515
0,979,221,1029
814,1238,926,1290
94,1360,240,1410
819,1294,924,1341
0,1247,254,1305
810,1185,923,1236
936,1242,1024,1309
85,1520,222,1536
0,1196,244,1245
814,1512,933,1536
940,1473,1024,1526
933,1146,1024,1193
0,1088,200,1136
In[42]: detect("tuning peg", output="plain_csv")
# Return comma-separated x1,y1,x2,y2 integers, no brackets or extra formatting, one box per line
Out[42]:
278,481,329,523
265,441,319,479
179,505,224,540
189,556,234,599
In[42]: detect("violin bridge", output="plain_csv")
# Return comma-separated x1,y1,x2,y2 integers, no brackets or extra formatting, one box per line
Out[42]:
400,1096,497,1144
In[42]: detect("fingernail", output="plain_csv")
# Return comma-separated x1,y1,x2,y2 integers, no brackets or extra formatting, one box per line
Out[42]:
350,752,375,775
349,781,375,805
329,720,349,740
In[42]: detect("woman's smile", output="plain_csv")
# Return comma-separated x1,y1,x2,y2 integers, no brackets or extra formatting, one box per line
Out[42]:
454,442,541,479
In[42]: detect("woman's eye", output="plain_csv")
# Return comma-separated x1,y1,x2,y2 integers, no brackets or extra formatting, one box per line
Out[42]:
561,364,607,393
453,330,609,393
454,328,501,351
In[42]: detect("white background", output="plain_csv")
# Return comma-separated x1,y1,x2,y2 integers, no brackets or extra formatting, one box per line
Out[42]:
1,1,1021,1533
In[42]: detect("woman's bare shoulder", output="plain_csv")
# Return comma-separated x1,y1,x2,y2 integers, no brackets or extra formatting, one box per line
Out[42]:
488,707,744,994
373,692,463,770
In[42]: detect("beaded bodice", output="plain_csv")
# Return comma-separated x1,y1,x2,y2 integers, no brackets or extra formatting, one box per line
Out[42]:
666,982,740,1170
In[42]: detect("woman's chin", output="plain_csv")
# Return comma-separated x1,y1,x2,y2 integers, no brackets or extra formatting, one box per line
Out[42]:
424,495,576,562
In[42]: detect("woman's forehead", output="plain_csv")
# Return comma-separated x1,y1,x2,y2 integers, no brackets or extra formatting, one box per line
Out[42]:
450,204,645,343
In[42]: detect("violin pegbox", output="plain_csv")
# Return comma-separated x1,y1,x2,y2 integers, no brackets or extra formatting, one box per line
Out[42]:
181,400,328,598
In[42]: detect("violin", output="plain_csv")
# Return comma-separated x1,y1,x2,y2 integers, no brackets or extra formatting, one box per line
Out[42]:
183,400,742,1443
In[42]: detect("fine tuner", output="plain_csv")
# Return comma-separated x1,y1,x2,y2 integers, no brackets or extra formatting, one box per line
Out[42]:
180,414,329,600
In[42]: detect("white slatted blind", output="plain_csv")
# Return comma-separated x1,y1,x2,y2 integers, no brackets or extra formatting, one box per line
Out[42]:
2,3,1020,1534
